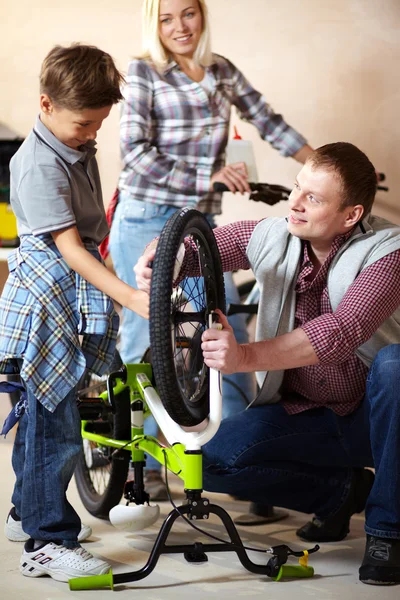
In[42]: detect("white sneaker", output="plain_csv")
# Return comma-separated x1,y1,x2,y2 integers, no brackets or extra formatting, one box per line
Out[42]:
20,539,110,582
5,509,92,543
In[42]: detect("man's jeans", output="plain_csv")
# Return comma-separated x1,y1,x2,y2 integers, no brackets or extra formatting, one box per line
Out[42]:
109,192,256,470
12,386,82,546
203,344,400,539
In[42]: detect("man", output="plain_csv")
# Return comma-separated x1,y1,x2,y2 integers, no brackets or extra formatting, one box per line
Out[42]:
136,142,400,585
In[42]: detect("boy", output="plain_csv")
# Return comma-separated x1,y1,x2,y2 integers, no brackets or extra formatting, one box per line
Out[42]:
0,43,148,582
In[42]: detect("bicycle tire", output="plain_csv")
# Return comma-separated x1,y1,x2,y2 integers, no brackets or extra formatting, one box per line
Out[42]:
74,350,130,519
150,208,226,426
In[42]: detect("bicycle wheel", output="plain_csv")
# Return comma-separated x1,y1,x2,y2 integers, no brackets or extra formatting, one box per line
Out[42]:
74,350,130,519
150,208,226,427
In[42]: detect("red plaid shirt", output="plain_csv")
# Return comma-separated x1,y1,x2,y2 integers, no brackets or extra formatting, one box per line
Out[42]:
182,220,400,415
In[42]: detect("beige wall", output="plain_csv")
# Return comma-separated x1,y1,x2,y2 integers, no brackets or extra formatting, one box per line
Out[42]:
1,0,399,228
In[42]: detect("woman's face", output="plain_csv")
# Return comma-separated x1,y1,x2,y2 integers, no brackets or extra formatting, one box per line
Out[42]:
159,0,203,60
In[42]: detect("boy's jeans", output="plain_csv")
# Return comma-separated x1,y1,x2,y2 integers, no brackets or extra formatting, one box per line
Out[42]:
203,344,400,539
109,193,256,470
12,386,82,547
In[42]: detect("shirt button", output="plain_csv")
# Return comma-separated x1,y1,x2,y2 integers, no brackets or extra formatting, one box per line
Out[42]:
319,378,326,385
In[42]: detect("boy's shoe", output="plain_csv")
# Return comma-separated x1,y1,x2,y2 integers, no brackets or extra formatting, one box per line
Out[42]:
20,539,110,582
5,507,92,543
359,535,400,585
296,468,375,542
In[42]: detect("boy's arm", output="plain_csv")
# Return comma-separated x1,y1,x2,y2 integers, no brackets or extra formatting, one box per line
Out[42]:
51,226,149,318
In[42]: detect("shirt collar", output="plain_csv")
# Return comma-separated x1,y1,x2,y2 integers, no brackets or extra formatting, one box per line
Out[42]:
163,59,180,75
34,115,97,165
162,58,215,76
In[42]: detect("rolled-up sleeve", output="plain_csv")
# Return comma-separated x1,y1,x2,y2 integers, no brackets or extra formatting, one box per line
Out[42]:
302,250,400,364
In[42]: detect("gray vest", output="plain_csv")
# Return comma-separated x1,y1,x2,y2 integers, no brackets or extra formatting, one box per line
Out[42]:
246,214,400,405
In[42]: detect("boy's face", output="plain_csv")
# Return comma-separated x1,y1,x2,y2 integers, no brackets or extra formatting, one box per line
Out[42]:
40,95,112,149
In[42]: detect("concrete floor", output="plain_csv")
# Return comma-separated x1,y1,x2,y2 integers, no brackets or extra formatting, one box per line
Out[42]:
0,397,399,600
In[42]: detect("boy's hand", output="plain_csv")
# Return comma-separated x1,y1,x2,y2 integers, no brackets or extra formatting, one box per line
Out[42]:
201,309,245,373
134,246,157,294
129,289,150,319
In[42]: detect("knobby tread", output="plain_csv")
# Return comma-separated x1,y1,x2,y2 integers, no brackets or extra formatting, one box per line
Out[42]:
149,209,225,426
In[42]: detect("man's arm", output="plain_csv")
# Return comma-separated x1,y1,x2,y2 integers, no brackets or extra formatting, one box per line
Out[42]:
134,220,259,292
202,310,318,373
203,250,400,373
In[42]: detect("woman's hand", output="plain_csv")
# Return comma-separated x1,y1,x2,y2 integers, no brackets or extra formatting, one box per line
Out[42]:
210,162,251,194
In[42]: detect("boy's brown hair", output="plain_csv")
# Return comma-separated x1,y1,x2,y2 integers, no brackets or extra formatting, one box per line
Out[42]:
40,43,124,110
306,142,377,216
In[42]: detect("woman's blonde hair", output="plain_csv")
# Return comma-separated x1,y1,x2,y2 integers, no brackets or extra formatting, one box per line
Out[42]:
141,0,212,71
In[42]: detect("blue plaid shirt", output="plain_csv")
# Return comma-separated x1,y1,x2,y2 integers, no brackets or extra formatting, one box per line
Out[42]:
119,53,308,214
0,235,119,412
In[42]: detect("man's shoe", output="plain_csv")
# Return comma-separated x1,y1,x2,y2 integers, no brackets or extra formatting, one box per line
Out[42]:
5,507,92,543
296,468,375,542
143,470,169,501
359,535,400,585
20,539,110,582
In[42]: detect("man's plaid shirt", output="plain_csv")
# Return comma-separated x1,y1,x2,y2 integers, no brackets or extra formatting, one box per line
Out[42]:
181,219,400,415
118,54,307,214
0,235,119,412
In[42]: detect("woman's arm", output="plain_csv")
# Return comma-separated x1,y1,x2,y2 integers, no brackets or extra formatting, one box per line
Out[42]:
225,58,311,160
51,226,149,318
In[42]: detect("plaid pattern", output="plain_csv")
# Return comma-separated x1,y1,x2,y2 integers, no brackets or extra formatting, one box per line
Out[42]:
119,54,307,214
181,219,400,415
0,235,119,412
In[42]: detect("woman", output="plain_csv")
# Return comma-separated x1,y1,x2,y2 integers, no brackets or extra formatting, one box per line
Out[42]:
109,0,313,500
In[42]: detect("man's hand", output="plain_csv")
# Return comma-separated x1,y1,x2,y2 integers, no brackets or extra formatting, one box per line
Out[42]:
201,309,246,373
134,246,157,293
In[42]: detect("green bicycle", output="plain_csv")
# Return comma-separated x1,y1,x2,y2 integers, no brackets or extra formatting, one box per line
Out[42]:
71,208,318,591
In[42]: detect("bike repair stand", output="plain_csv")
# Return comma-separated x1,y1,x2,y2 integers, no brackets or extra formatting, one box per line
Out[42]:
70,348,319,591
70,446,319,590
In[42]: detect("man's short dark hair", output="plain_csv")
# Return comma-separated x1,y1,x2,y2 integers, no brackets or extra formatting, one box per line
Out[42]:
40,43,124,110
306,142,377,216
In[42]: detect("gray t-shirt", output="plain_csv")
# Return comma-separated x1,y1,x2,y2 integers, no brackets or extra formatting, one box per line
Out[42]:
10,116,108,244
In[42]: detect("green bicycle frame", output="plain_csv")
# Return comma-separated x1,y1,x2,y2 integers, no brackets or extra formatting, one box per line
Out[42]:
81,364,203,491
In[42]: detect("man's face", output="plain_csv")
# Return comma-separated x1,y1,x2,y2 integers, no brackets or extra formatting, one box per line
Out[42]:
40,97,112,149
287,163,354,247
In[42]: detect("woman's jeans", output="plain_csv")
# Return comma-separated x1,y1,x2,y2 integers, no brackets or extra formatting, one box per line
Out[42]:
203,344,400,539
11,386,82,546
109,193,256,471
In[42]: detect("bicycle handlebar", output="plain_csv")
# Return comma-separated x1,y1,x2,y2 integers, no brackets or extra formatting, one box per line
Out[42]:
213,182,291,206
213,173,388,205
